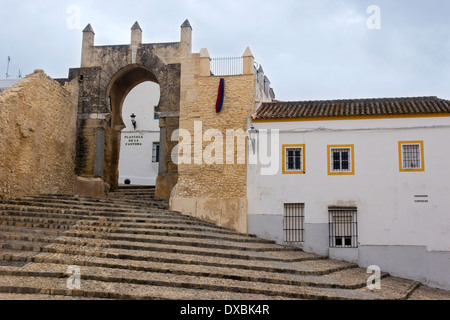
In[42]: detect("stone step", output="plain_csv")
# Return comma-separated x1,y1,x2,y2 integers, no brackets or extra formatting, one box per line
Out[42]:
0,219,75,231
33,194,162,206
109,191,156,196
0,194,442,300
1,252,375,289
0,203,155,217
72,222,244,237
0,208,218,227
21,196,164,211
106,197,166,207
48,238,297,262
0,213,241,238
0,249,341,279
0,293,106,300
0,225,67,237
0,207,193,222
0,275,295,300
4,199,166,213
1,234,295,265
117,185,156,190
0,229,286,257
407,285,450,300
0,239,53,254
65,227,275,244
36,243,353,276
0,263,407,300
1,201,187,221
0,219,273,245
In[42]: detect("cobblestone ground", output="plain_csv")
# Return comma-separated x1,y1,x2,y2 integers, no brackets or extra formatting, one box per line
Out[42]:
0,186,449,301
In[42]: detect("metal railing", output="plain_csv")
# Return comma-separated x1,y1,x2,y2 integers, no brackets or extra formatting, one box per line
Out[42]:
211,57,243,76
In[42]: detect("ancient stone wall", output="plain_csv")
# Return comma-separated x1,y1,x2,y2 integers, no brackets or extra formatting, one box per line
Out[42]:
0,70,78,200
171,50,257,233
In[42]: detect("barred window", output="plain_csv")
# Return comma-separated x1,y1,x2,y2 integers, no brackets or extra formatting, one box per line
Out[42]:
399,142,424,171
331,148,350,172
329,208,358,248
152,142,160,163
328,145,354,175
283,145,305,174
284,203,305,242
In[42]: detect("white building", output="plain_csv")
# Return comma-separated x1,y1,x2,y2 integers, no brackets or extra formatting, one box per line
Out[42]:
118,81,161,186
0,79,20,94
248,96,450,290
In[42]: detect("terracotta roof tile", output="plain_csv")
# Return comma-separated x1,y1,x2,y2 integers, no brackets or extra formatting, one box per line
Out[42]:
255,97,450,120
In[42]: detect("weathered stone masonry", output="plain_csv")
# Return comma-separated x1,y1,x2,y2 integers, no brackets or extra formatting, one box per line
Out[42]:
68,21,191,198
171,47,274,233
0,21,276,235
0,70,78,200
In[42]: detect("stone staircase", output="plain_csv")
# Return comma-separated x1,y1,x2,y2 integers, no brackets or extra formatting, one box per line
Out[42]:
0,186,449,300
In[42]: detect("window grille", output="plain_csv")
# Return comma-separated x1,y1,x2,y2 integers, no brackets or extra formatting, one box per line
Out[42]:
286,148,302,171
284,203,305,242
152,142,160,163
154,106,160,120
329,208,358,248
331,148,351,172
402,144,421,169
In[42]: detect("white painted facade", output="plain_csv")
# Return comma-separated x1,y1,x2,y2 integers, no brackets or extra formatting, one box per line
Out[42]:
118,81,161,186
0,79,20,94
247,115,450,290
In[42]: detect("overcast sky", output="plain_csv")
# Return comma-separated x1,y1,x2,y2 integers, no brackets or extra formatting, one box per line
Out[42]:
1,0,449,101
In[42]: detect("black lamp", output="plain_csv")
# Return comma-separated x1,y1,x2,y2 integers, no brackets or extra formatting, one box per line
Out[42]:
248,125,259,154
130,113,137,130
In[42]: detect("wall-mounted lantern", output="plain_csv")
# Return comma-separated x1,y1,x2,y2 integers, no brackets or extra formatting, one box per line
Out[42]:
248,125,259,154
130,113,137,130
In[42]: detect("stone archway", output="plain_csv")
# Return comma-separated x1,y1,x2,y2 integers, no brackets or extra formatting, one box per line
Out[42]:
105,66,159,190
69,21,190,198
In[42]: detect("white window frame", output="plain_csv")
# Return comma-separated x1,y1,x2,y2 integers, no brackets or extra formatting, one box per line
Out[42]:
328,145,355,175
282,144,305,174
399,141,424,172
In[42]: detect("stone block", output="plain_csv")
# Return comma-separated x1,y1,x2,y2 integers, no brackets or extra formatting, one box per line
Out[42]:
73,176,106,197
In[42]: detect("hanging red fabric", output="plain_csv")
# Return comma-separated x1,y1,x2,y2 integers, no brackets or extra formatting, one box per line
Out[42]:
216,78,225,113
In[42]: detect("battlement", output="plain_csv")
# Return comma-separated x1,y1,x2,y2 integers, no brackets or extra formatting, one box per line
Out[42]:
81,20,192,68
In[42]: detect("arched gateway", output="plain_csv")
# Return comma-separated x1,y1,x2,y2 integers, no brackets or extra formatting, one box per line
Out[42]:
70,21,192,198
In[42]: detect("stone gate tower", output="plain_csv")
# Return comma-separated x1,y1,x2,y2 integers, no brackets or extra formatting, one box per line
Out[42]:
66,20,275,233
68,21,192,198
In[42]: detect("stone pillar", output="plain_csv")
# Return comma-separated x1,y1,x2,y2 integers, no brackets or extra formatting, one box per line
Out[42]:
180,20,192,55
155,115,179,199
243,47,254,75
94,128,105,178
131,21,142,46
81,24,95,68
199,48,211,77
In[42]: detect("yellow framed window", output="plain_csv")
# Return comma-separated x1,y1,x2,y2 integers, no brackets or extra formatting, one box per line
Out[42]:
399,141,425,172
282,144,305,174
328,145,355,175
